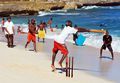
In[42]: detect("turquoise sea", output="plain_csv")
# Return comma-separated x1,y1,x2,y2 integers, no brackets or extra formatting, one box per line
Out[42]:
1,6,120,52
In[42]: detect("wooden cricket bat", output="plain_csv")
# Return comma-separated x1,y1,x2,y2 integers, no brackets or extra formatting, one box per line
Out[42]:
90,29,105,33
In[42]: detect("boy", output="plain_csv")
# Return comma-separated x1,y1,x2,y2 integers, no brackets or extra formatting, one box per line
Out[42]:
100,30,114,60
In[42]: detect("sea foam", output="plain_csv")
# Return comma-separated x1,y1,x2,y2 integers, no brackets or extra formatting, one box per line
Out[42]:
15,12,120,53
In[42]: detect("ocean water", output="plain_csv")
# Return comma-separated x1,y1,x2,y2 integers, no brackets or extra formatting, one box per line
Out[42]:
1,6,120,52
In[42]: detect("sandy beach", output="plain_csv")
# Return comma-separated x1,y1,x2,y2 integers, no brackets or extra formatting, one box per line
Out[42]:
1,27,119,83
0,41,113,83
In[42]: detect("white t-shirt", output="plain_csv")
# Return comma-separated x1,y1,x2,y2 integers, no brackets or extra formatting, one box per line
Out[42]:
4,21,14,34
54,26,77,44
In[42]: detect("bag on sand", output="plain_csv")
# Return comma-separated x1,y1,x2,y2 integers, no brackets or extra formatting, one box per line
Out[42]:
76,34,86,46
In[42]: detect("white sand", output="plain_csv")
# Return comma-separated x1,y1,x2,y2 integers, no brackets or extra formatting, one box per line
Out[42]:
0,42,113,83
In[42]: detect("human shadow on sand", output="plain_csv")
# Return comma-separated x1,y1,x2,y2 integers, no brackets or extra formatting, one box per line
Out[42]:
7,45,16,48
100,56,113,60
56,67,100,73
73,68,100,72
56,68,66,73
73,44,85,46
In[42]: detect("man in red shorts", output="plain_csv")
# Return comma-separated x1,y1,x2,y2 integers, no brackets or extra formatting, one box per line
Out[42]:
51,20,90,71
25,19,36,52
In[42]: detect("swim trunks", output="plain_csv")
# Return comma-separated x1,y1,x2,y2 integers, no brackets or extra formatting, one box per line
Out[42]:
52,41,68,56
27,32,36,43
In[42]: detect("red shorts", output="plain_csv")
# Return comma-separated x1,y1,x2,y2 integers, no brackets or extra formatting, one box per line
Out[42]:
27,32,36,43
52,41,68,56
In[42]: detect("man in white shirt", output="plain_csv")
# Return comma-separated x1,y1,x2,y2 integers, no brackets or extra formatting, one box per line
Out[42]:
51,20,89,71
4,17,15,48
51,20,105,71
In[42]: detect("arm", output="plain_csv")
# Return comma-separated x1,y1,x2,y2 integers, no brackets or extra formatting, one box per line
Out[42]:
36,25,39,34
108,36,112,44
4,28,10,34
103,35,106,44
44,28,47,33
77,27,90,32
3,22,10,34
12,26,15,35
35,26,37,34
110,35,112,42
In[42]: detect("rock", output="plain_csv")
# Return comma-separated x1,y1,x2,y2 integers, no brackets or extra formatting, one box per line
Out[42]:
0,1,65,17
0,1,120,17
64,2,78,9
83,2,120,6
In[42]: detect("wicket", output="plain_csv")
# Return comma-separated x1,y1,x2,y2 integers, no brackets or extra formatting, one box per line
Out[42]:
66,56,74,78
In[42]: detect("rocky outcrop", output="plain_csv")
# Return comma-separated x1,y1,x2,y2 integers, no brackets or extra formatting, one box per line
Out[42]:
0,10,38,17
0,1,65,17
64,2,78,9
83,2,120,6
0,1,120,17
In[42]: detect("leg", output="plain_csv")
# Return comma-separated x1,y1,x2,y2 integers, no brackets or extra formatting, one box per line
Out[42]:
59,55,67,68
100,48,103,58
43,38,45,43
2,27,4,32
59,45,68,68
25,33,31,49
8,36,11,47
9,35,12,47
5,35,10,47
51,51,58,69
38,37,39,42
10,34,14,47
51,41,58,71
108,45,114,60
110,50,114,60
33,42,36,52
25,42,30,48
32,35,36,52
11,34,14,46
100,44,106,58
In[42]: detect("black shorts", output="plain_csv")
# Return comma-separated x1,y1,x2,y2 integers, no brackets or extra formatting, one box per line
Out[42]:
102,44,113,51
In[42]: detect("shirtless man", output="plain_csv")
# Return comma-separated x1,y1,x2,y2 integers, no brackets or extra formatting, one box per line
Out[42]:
25,19,37,52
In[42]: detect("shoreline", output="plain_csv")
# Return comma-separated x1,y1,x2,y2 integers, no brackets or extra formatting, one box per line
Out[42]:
0,1,120,17
0,28,120,54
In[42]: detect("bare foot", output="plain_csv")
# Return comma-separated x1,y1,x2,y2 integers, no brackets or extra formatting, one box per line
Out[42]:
59,62,63,68
51,65,56,72
34,50,37,52
112,57,114,60
99,56,102,58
